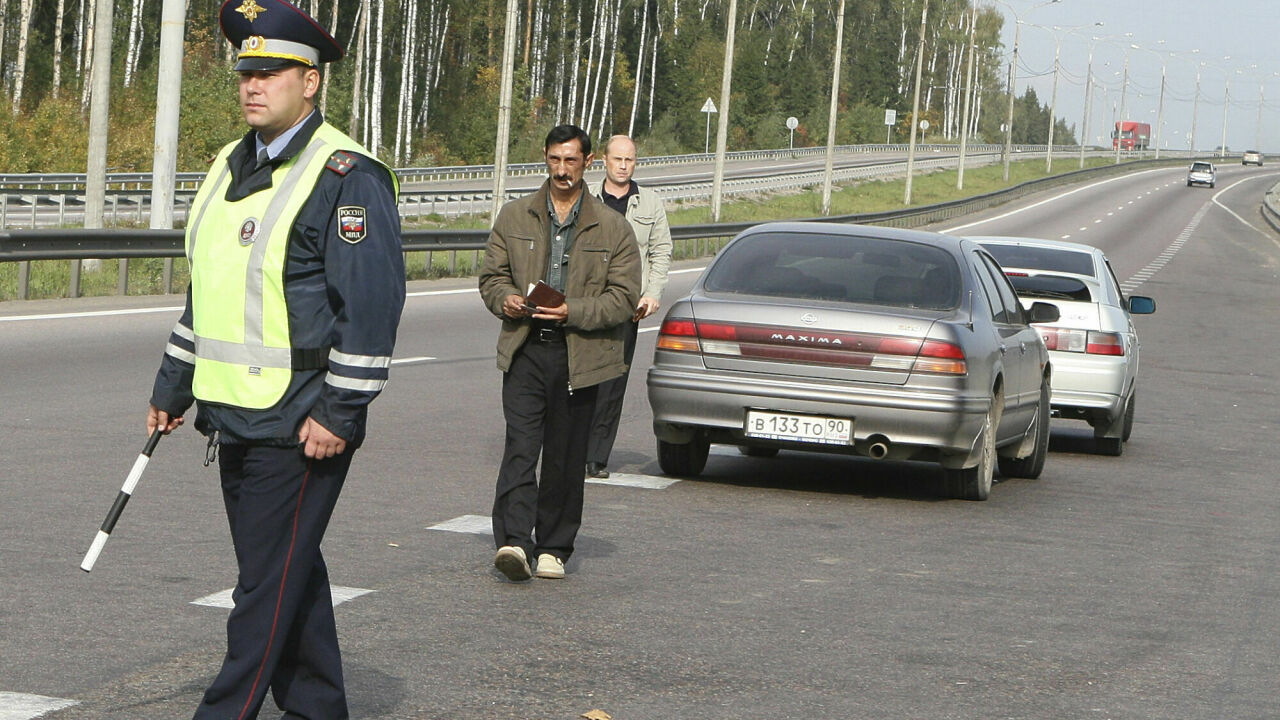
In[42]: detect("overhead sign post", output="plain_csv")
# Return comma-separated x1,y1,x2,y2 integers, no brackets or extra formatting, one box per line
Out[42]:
884,109,897,144
701,97,718,154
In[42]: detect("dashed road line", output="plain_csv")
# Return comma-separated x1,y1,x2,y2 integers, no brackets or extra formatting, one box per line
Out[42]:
190,585,374,609
1120,201,1210,294
0,692,78,719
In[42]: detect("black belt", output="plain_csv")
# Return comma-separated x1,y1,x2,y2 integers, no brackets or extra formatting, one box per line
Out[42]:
531,324,565,343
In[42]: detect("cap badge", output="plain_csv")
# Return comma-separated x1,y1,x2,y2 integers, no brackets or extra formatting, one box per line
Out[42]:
235,0,267,22
246,35,264,51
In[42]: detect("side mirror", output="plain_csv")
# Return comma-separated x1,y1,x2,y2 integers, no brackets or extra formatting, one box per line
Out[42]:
1128,296,1156,314
1027,301,1060,324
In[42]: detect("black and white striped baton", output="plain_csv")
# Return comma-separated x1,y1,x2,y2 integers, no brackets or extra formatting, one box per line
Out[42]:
81,429,163,573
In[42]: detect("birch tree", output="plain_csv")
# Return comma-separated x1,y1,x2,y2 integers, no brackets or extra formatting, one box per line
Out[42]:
53,0,68,97
11,0,34,113
124,0,146,87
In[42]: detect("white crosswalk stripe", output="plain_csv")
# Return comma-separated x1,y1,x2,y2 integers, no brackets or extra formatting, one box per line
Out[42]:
0,692,78,719
190,585,374,609
586,473,681,489
427,514,493,535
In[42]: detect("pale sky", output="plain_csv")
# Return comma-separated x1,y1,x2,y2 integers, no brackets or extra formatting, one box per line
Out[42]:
991,0,1280,153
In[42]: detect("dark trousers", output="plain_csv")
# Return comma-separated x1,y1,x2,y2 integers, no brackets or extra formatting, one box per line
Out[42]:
587,319,639,468
194,443,353,720
492,338,599,561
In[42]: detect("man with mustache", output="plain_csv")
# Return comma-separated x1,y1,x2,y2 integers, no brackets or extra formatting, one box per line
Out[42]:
479,125,640,581
145,0,404,715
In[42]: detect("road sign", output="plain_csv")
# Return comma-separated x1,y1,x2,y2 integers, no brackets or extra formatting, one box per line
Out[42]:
884,109,897,126
701,98,718,154
786,116,799,130
786,116,799,150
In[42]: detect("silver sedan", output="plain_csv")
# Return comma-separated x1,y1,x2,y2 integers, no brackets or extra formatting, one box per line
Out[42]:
647,222,1060,500
972,236,1156,456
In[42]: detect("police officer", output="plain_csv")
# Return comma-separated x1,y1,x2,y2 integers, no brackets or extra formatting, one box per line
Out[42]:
145,0,404,716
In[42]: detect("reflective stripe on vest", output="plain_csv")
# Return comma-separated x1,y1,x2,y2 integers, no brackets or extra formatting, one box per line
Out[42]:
185,123,388,410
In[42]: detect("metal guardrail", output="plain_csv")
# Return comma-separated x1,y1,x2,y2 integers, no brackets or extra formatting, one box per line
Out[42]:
1,155,1195,301
1,146,1121,229
1264,182,1280,233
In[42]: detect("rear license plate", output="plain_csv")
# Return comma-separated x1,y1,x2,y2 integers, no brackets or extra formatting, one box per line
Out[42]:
744,410,853,445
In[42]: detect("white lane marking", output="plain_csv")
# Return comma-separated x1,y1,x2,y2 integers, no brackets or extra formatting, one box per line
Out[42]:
586,473,681,489
0,693,79,719
391,356,435,365
406,287,478,298
191,585,373,609
941,167,1171,232
427,514,493,535
1212,175,1280,241
0,305,183,323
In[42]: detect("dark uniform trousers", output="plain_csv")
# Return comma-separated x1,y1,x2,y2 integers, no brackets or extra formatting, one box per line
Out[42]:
195,443,353,720
586,319,639,467
493,331,599,561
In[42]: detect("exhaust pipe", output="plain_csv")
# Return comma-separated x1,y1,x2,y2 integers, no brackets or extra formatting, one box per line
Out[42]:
867,440,890,460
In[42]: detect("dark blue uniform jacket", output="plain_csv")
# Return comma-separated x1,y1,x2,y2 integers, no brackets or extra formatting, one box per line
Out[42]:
150,112,405,448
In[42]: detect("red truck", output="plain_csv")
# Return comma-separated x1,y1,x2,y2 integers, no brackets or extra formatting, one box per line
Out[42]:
1112,121,1151,150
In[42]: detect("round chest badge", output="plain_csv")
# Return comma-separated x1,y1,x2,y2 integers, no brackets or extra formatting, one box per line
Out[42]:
239,218,259,246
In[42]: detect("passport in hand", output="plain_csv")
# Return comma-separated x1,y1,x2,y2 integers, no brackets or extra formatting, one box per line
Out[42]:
525,280,566,309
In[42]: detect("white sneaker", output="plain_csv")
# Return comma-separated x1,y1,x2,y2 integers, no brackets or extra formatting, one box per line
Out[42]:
494,546,532,581
534,553,565,579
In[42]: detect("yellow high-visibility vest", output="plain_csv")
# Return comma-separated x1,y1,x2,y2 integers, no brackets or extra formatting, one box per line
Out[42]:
185,122,392,409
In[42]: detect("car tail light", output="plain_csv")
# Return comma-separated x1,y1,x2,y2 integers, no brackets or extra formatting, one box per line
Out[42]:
655,318,966,375
1037,327,1124,356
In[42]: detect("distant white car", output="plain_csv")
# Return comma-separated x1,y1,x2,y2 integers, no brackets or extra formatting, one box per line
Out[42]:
971,237,1156,456
1187,161,1216,188
1242,150,1263,166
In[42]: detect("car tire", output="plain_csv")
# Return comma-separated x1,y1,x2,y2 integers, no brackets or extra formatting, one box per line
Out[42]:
657,435,710,477
1121,391,1136,443
998,380,1050,479
738,445,779,458
946,407,996,501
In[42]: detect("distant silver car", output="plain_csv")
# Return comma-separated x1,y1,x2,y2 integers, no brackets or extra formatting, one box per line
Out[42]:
1187,161,1216,187
972,237,1156,456
647,222,1060,500
1242,150,1263,166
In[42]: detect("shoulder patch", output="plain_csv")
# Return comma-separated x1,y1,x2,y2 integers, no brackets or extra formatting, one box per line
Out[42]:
326,151,358,176
337,206,367,243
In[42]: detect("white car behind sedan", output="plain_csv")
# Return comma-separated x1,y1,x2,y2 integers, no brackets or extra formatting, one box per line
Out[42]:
970,237,1156,456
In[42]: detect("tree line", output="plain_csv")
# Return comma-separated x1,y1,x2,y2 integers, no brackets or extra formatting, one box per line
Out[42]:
0,0,1074,172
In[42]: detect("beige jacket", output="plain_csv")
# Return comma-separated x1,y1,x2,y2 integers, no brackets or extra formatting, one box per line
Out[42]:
479,181,641,390
595,182,673,300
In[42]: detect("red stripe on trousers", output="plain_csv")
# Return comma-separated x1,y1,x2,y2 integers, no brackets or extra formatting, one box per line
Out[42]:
237,460,312,720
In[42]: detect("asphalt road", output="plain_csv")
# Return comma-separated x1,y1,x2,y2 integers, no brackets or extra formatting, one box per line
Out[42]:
2,162,1279,719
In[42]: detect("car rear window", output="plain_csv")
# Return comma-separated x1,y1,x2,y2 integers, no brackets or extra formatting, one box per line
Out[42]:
704,231,961,309
981,244,1095,276
1192,162,1213,172
1006,274,1093,302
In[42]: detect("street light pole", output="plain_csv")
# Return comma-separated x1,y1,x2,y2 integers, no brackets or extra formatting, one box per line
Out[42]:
956,2,977,189
1002,19,1020,182
1220,76,1230,159
1046,33,1061,172
904,0,928,205
1113,47,1129,164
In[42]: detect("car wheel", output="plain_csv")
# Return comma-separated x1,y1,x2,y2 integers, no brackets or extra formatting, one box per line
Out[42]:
1121,391,1136,442
946,407,995,501
738,445,779,458
657,435,710,477
1186,181,1192,187
998,380,1050,479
